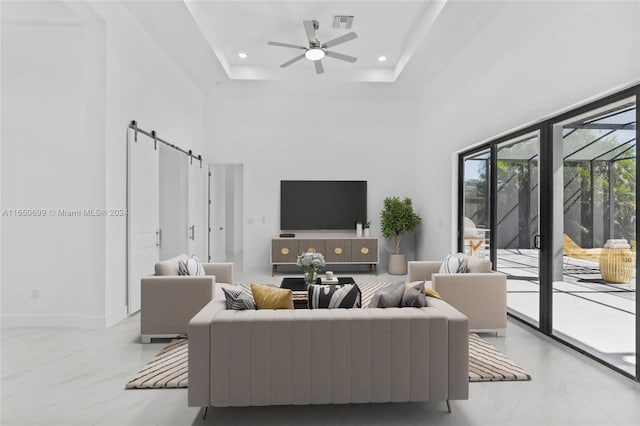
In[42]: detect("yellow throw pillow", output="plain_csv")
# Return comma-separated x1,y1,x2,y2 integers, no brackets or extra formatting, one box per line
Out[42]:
251,283,294,310
425,287,442,299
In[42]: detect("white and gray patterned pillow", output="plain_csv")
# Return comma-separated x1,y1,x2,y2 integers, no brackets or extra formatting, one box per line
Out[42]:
308,284,361,309
439,254,469,274
178,255,205,276
222,287,256,310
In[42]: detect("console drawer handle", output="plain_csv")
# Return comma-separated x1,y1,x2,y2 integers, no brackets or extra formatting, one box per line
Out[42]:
334,247,343,255
281,248,290,255
307,247,316,253
360,247,369,255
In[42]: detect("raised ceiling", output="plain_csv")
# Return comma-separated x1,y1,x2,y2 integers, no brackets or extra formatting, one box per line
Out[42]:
184,0,447,82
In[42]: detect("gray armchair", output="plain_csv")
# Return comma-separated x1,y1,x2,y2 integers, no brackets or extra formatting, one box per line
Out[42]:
140,255,233,343
408,258,506,336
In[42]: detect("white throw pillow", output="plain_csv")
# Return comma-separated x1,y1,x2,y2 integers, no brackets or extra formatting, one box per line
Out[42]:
178,255,205,276
464,255,492,273
439,254,469,274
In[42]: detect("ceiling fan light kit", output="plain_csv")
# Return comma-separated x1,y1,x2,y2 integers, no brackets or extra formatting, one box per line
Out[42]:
305,48,325,61
267,19,358,74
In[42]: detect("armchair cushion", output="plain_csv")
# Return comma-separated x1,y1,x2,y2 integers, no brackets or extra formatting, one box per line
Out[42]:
178,255,205,276
439,254,469,274
154,254,188,276
465,255,492,273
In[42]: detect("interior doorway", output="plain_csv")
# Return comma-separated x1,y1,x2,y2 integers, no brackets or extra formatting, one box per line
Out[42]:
208,164,244,267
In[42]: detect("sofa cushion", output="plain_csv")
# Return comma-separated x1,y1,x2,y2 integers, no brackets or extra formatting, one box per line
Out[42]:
154,254,188,276
178,255,205,276
251,284,293,310
221,287,256,310
401,281,427,307
308,284,361,309
368,281,404,308
439,254,469,274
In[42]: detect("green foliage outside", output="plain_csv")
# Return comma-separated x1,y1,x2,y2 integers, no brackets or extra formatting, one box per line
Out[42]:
380,197,422,255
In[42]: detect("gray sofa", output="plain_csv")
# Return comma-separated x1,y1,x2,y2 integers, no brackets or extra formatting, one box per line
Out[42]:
140,255,233,343
188,284,469,415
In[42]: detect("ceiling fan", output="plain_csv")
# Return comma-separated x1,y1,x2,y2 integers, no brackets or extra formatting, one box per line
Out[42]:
267,19,358,74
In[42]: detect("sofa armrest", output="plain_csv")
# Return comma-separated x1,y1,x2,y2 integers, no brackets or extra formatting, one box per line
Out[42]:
426,298,469,400
188,299,226,408
432,272,507,330
202,262,233,284
407,261,442,282
140,276,215,337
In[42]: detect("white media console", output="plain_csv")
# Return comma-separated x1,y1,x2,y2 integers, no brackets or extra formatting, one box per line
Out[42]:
271,237,379,275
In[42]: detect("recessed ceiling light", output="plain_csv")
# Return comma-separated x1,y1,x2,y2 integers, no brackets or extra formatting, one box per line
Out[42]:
238,52,247,59
378,56,387,62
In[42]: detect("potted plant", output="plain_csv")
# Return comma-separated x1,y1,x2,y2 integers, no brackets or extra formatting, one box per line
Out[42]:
380,196,422,275
363,220,371,237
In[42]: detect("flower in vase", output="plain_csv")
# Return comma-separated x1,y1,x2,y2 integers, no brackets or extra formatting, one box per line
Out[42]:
296,251,326,274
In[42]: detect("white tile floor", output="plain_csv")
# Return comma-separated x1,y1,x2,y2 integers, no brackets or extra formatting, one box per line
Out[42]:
497,249,637,375
2,269,640,426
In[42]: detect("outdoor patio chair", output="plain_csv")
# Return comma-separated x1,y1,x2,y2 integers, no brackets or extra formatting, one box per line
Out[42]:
562,234,603,263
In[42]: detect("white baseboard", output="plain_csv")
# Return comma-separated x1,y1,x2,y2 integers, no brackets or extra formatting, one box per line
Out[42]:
1,314,83,328
105,305,128,328
1,311,125,329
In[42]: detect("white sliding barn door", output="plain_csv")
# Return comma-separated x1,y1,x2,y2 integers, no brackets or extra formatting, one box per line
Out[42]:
159,144,188,260
188,162,207,260
127,132,159,314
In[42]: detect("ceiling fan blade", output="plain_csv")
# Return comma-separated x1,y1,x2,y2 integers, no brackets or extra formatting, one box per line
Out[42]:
267,41,306,50
280,53,306,68
325,50,358,63
303,20,317,44
322,31,358,48
314,59,324,74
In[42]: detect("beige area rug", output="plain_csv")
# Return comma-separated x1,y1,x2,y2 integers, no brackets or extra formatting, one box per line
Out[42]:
126,339,188,389
468,333,531,382
126,334,530,389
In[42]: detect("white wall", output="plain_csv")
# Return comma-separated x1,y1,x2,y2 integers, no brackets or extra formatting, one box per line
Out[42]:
1,1,206,327
414,0,640,261
1,18,105,327
205,83,421,271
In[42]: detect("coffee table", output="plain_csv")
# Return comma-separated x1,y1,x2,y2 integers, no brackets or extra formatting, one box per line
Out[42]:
280,277,356,309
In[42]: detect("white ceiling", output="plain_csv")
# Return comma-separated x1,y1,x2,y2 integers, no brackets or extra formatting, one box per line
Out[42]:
183,0,447,82
2,0,505,92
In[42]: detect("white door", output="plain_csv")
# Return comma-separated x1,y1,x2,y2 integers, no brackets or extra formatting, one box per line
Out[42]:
209,165,227,262
159,144,188,260
127,131,159,314
188,161,206,260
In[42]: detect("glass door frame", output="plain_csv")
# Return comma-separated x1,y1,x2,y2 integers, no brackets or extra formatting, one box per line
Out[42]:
457,84,640,381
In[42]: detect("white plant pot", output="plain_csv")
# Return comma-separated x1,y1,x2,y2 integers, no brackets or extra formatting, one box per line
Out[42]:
388,254,407,275
363,228,370,237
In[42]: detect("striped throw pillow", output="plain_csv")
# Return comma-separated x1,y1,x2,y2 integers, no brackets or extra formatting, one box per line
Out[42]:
178,255,205,276
439,254,469,274
308,284,361,309
221,287,256,310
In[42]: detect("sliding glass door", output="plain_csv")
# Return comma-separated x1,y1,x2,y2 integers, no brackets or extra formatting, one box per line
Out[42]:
552,97,637,377
460,149,491,259
495,132,541,326
458,85,639,379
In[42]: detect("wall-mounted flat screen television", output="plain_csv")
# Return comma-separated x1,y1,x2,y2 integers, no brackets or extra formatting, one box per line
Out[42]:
280,180,367,230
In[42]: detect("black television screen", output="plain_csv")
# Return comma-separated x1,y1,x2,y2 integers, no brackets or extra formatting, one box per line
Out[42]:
280,180,367,230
